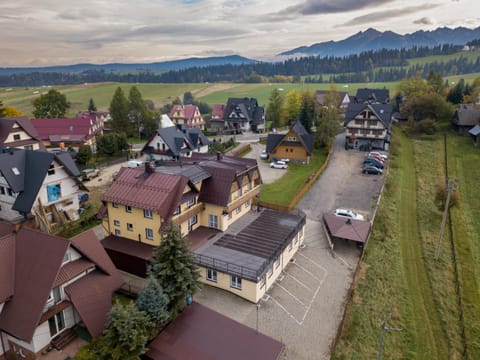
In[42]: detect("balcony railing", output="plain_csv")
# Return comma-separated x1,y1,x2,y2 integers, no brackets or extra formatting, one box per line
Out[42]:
225,187,260,213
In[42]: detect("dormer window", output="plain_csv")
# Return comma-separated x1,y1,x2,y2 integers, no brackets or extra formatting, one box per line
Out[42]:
47,164,55,176
13,134,20,141
12,167,20,175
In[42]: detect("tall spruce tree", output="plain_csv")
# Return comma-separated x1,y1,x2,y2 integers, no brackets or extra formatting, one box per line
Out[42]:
266,88,284,130
148,221,201,314
128,86,148,139
88,97,97,111
109,87,130,135
136,276,170,333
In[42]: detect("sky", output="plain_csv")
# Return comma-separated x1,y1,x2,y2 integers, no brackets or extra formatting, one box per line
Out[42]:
1,0,479,67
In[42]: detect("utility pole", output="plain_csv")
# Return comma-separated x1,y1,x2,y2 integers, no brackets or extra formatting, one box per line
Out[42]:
434,179,456,261
377,315,402,360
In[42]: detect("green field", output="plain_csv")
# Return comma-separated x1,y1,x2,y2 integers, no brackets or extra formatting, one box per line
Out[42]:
332,127,480,359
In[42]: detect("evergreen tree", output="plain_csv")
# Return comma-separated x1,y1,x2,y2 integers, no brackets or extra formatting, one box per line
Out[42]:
109,87,130,135
266,88,284,130
88,98,97,111
183,91,194,105
136,276,170,331
298,90,315,133
97,301,153,360
148,221,201,315
128,86,149,138
32,89,70,118
76,144,93,165
315,85,341,148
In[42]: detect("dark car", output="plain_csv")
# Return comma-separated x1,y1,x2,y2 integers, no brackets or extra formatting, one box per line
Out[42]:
363,165,383,175
363,157,384,169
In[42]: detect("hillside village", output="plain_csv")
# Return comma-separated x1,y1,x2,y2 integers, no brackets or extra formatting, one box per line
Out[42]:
0,78,480,360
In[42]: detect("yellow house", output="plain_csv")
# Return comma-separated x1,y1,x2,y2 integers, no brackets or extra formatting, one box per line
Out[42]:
266,121,313,163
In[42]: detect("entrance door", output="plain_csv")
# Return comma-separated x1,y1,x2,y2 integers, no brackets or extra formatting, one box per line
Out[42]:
48,311,66,337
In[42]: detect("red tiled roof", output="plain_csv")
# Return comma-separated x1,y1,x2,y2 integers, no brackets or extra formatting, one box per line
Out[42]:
53,258,95,287
323,213,371,243
0,228,69,342
102,167,188,219
65,270,121,338
146,302,284,360
183,104,198,120
0,234,15,303
211,104,226,121
169,104,183,118
30,117,99,141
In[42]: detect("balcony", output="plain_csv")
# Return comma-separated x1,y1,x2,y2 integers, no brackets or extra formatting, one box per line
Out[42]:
225,187,260,213
172,203,205,225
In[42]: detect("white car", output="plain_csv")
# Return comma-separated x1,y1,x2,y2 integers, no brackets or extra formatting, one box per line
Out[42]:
270,160,288,169
260,150,269,160
368,151,388,160
334,208,365,221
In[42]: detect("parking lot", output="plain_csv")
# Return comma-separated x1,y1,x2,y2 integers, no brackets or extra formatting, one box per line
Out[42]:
195,133,386,359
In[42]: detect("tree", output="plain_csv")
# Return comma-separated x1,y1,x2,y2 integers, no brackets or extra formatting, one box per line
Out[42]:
183,91,194,105
402,92,454,123
128,86,149,139
142,111,159,139
2,106,23,117
88,98,97,111
96,133,129,156
315,85,341,148
148,221,201,315
32,89,70,118
97,301,153,360
0,100,6,118
282,90,301,125
109,87,130,135
76,144,93,165
136,276,170,331
266,88,284,130
298,90,316,133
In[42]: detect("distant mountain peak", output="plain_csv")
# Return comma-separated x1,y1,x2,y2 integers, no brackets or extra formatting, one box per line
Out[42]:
279,26,480,57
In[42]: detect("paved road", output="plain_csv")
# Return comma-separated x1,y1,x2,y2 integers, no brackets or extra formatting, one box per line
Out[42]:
195,132,386,360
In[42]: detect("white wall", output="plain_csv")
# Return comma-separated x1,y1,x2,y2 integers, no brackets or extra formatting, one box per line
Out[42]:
0,176,23,222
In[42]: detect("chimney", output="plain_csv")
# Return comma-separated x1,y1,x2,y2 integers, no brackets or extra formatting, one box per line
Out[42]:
216,152,222,161
145,161,155,174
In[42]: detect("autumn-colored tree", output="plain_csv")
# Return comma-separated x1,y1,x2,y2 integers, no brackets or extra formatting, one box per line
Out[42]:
2,106,23,117
282,89,301,126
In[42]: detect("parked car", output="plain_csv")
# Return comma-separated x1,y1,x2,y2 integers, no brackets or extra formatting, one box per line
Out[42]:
366,153,385,162
270,160,288,169
128,160,143,168
81,168,100,181
363,157,384,169
368,151,388,160
362,165,383,175
334,208,365,221
260,150,269,160
78,192,89,203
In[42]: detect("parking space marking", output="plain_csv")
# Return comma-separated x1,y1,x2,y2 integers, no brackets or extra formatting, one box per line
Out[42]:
267,249,329,326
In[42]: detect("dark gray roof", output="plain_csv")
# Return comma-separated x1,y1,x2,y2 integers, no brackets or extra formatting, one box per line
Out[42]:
354,88,390,104
154,164,211,184
344,103,393,129
224,98,265,125
453,104,480,126
0,148,81,214
469,124,480,136
266,121,313,155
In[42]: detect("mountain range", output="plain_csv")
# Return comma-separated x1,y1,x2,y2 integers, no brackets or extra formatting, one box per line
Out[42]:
279,26,480,57
0,55,257,76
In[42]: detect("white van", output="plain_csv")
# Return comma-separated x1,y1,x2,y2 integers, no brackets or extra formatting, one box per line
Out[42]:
127,160,143,168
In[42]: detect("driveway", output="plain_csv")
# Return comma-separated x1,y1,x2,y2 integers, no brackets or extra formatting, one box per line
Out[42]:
195,132,386,359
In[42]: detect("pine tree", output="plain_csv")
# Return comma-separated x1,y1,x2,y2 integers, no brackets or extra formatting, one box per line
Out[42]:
128,86,148,139
109,87,130,135
266,88,284,130
136,276,170,333
148,221,201,315
88,98,97,111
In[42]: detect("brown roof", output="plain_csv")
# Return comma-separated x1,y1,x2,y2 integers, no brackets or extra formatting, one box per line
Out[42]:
145,302,284,360
65,270,121,337
53,258,95,287
0,228,69,342
0,234,15,303
323,213,371,243
188,226,220,251
0,116,45,150
102,167,188,220
102,235,155,261
211,104,226,121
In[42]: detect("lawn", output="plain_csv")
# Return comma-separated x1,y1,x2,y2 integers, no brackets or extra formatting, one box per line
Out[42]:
332,127,470,359
259,148,327,207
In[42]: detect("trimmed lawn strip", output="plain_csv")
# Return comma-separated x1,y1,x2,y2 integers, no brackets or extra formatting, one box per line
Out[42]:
333,128,451,359
446,135,480,358
259,149,327,206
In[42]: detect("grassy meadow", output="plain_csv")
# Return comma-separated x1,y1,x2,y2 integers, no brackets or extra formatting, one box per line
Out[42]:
332,126,480,359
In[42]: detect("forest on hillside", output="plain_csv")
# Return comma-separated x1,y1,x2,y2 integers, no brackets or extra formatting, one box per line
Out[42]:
1,44,479,86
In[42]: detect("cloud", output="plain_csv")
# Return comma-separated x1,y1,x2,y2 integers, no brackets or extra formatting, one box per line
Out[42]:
414,17,435,25
275,0,394,17
341,3,441,26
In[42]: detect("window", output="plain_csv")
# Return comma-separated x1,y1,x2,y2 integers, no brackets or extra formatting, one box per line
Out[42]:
294,233,298,244
206,268,217,282
114,229,121,236
247,182,252,191
113,220,120,227
287,136,297,141
7,188,14,197
245,200,250,208
49,287,61,303
259,277,265,289
186,197,195,208
173,206,180,215
0,187,4,195
209,215,218,229
237,188,242,197
288,241,293,252
355,119,364,125
125,205,132,213
144,209,153,219
227,212,232,220
230,275,242,290
268,266,273,278
13,134,20,141
47,164,55,176
145,228,154,240
48,311,65,337
235,207,241,214
62,251,70,264
127,223,133,231
24,145,33,150
46,184,61,202
112,202,118,208
275,257,280,269
188,215,197,232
